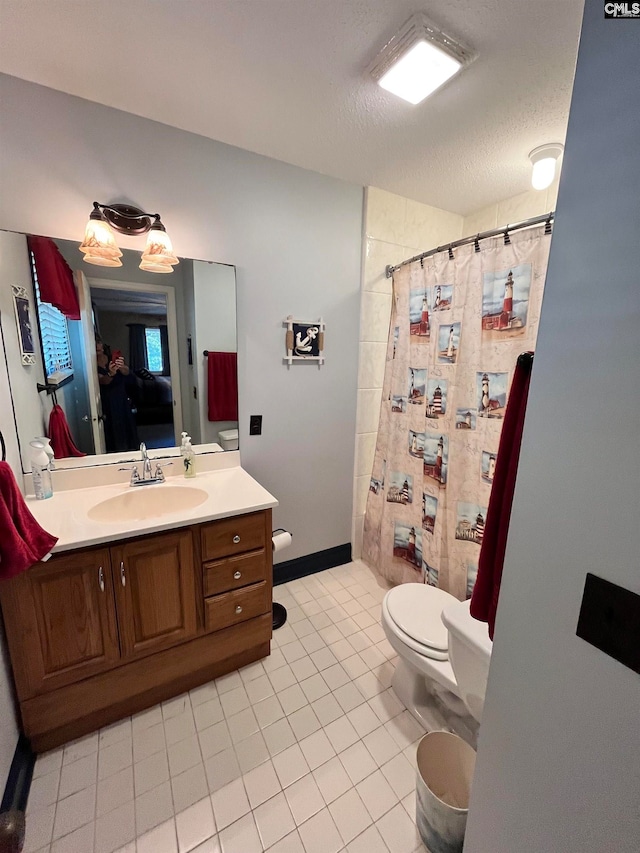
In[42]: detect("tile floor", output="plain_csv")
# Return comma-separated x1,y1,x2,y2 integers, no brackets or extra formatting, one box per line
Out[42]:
25,560,429,853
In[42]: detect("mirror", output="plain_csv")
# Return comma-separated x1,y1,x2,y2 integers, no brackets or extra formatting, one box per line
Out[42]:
0,229,238,471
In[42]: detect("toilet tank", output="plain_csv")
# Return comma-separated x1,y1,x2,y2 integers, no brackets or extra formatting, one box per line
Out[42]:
441,599,493,723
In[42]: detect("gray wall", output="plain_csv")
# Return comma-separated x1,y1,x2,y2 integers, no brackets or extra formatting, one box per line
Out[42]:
0,73,363,563
465,3,640,851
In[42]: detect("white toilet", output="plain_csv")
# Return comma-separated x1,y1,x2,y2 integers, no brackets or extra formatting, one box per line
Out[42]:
217,428,239,451
381,583,492,742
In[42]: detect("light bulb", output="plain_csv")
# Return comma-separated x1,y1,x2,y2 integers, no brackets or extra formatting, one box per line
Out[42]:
529,143,564,191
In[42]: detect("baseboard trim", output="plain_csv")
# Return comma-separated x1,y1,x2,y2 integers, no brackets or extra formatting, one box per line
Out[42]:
274,543,352,586
0,734,35,814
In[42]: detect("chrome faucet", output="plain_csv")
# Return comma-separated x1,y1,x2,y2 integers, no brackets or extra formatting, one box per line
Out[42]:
119,443,172,486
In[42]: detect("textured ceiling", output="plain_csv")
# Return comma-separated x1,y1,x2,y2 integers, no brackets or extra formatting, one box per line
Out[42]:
0,0,584,214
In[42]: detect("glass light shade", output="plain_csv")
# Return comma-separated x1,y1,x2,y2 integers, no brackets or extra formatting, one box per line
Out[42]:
529,143,563,191
83,252,123,267
378,40,462,105
79,217,122,259
141,227,179,266
139,258,174,274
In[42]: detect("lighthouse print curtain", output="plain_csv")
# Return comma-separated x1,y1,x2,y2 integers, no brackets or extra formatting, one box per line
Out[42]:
363,226,551,600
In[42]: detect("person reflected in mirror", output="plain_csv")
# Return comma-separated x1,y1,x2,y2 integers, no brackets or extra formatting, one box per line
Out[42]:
96,335,139,452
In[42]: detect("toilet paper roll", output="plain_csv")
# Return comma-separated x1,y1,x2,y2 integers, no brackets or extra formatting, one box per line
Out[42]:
272,531,292,553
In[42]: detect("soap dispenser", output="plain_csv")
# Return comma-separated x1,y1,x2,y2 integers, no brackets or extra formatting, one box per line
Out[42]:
181,435,196,478
30,440,53,500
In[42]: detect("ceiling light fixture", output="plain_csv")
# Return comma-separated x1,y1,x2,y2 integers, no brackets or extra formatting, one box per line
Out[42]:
369,13,475,105
528,143,564,191
79,202,179,272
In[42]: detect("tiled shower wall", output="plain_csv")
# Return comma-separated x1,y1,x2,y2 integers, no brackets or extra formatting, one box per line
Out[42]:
352,188,463,559
352,177,561,560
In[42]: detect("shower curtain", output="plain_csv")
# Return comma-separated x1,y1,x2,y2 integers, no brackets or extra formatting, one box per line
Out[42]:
362,225,551,601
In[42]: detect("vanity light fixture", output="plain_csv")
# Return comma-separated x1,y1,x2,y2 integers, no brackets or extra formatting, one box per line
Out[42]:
79,202,179,272
528,143,564,191
369,13,475,105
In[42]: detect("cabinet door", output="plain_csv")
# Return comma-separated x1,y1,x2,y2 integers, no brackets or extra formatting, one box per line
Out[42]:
0,548,120,697
113,530,197,659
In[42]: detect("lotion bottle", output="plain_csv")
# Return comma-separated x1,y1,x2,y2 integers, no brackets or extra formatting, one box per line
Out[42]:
182,435,196,478
30,440,53,500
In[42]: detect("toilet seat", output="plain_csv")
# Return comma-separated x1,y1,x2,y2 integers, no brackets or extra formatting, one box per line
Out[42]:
384,584,458,661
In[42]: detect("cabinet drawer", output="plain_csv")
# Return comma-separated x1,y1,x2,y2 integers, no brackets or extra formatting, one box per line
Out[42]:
205,582,271,632
201,512,267,561
204,550,267,597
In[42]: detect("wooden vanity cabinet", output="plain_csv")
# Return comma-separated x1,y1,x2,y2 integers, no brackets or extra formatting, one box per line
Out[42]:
0,509,272,752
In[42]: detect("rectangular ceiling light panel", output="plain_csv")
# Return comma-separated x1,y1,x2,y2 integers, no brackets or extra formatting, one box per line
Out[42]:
370,13,475,105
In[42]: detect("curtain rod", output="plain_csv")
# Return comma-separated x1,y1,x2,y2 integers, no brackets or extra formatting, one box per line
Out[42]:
386,210,555,278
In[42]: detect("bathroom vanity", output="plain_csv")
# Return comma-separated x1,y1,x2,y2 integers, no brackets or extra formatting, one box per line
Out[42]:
0,463,277,752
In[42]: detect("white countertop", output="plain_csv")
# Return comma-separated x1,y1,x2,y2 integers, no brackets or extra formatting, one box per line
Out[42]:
27,467,278,554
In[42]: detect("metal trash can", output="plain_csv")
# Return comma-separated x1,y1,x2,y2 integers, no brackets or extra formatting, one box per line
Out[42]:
416,731,476,853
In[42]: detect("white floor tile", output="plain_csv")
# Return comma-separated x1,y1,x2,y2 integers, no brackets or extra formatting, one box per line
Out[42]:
245,675,275,704
243,760,281,809
363,728,400,767
297,808,343,853
239,661,265,683
338,741,378,786
368,690,404,725
219,687,250,719
298,730,335,771
354,672,385,701
321,664,351,692
135,780,174,836
265,828,304,853
63,733,98,766
299,673,330,704
334,683,366,714
94,800,135,853
329,788,372,845
189,681,219,709
199,721,232,759
217,812,262,853
375,802,422,853
132,723,166,763
215,671,243,695
98,739,132,781
163,694,191,720
28,770,61,811
253,791,295,848
289,655,318,682
267,665,297,693
168,734,203,777
288,705,321,741
356,769,398,821
384,711,425,750
132,706,163,736
262,718,296,757
281,641,307,664
278,684,308,716
211,778,250,831
137,819,178,853
380,753,416,800
204,748,241,794
254,695,286,730
99,719,132,751
309,648,338,672
234,731,269,773
283,773,324,826
227,707,259,744
312,757,352,805
165,711,197,747
300,633,326,654
176,796,216,853
346,704,381,738
323,717,359,753
51,820,94,853
53,786,96,840
33,749,63,781
341,654,369,681
172,763,209,813
96,766,134,817
23,805,55,852
134,749,170,796
345,823,388,853
193,698,225,732
312,694,344,726
271,744,309,789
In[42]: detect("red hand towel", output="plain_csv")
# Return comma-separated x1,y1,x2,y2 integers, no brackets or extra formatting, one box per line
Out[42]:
0,461,58,580
207,352,238,421
48,404,86,458
470,353,533,639
27,235,80,320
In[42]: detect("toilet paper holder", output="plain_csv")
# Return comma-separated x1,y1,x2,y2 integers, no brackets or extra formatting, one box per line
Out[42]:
272,528,291,630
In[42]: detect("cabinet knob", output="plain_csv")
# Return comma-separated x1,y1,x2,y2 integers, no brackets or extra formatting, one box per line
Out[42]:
120,561,126,587
233,535,241,544
235,605,243,614
233,571,242,580
98,566,105,592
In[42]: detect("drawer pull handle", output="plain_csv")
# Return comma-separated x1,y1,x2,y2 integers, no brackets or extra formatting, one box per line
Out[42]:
235,605,243,614
120,561,126,587
233,571,242,580
233,535,241,544
98,566,105,592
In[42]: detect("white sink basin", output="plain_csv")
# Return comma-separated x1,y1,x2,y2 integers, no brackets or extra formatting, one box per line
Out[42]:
87,486,208,522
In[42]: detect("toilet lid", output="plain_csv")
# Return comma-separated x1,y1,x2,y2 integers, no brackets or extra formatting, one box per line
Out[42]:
386,584,456,652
